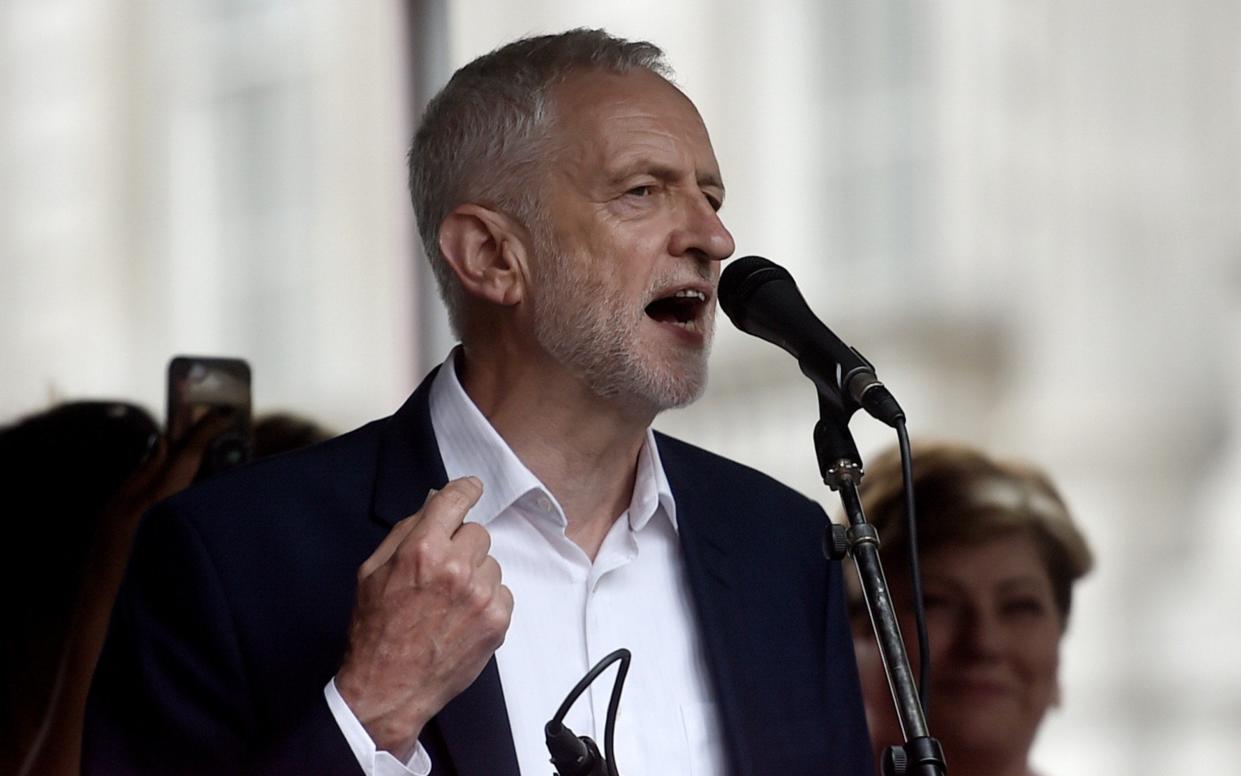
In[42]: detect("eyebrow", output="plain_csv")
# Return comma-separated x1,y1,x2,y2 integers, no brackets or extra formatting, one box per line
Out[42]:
996,577,1053,594
697,170,725,193
920,574,1051,594
613,162,726,196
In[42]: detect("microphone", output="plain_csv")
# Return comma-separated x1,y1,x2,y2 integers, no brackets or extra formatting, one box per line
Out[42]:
544,721,607,776
717,256,904,427
545,649,630,776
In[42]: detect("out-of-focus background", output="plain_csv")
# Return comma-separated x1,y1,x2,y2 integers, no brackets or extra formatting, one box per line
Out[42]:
3,1,1238,772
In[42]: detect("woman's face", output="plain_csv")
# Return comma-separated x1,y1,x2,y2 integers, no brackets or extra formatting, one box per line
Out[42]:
853,532,1064,770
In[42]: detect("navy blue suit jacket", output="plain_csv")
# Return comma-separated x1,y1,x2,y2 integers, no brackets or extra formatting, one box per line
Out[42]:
84,371,873,775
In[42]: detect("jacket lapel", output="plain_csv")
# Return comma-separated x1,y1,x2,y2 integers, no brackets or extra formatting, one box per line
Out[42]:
657,433,758,776
431,662,521,776
371,365,449,529
659,433,872,776
370,367,520,776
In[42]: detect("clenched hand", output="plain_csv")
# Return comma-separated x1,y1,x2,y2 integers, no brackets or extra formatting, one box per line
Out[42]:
335,476,513,759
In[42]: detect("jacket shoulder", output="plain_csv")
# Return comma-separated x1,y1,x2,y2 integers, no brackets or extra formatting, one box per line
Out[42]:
654,431,822,508
158,418,387,530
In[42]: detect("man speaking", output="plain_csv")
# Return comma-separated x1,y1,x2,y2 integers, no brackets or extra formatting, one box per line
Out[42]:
85,29,873,775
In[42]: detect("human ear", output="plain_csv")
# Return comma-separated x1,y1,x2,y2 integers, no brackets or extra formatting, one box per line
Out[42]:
437,204,528,306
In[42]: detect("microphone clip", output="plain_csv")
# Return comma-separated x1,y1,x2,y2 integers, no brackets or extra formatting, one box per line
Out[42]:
544,648,631,776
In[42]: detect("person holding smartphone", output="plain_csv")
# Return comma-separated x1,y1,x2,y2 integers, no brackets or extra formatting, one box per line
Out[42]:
2,403,232,776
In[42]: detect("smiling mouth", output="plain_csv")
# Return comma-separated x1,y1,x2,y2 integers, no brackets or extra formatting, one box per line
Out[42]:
644,288,709,330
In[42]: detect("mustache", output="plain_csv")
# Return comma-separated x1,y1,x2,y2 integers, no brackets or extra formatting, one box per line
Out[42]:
646,261,717,295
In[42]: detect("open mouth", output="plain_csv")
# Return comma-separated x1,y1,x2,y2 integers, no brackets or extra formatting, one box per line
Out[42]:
644,288,709,331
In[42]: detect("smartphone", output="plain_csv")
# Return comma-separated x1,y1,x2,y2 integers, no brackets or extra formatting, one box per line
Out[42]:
167,356,253,479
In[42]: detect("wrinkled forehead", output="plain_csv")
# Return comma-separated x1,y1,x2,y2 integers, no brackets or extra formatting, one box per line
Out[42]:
544,68,720,170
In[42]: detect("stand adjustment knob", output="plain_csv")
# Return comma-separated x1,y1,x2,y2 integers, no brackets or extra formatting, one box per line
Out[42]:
823,523,850,561
882,745,908,775
881,737,948,775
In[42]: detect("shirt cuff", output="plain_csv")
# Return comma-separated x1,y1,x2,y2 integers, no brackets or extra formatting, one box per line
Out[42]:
324,677,433,776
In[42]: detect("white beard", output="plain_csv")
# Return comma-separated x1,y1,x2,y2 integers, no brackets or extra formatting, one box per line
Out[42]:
528,225,714,415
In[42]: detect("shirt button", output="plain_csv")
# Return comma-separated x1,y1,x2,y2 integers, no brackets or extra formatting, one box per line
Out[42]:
537,494,553,512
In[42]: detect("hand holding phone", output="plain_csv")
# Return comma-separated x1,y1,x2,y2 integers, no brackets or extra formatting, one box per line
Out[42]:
166,356,253,480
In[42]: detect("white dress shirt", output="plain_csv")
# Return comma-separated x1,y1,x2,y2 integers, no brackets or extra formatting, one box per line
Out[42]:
326,353,725,775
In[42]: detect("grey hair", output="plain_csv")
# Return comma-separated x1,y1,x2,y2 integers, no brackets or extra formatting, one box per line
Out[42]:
408,28,673,335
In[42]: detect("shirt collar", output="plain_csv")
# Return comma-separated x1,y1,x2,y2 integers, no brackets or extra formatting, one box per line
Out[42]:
633,421,677,532
427,348,677,532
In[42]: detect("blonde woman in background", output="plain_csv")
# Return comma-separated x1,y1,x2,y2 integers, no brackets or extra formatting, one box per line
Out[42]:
848,442,1094,776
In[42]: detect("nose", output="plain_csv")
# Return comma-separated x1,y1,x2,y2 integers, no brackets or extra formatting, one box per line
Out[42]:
958,608,1006,660
669,193,736,263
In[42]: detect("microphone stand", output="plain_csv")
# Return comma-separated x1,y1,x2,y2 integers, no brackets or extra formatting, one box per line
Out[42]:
813,392,947,776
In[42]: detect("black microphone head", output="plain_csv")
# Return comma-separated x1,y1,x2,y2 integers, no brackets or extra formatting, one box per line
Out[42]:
716,254,905,425
717,255,794,330
716,254,843,395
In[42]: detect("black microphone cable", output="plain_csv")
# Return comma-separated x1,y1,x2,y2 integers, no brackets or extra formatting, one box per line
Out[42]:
895,418,930,717
544,648,632,776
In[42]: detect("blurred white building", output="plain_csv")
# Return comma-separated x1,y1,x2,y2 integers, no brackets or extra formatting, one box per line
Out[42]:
3,1,1239,772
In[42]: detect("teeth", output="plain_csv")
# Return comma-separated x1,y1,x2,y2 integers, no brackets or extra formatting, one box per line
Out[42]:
673,289,706,301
